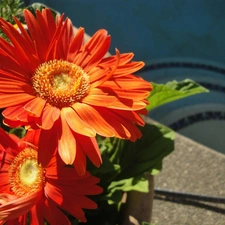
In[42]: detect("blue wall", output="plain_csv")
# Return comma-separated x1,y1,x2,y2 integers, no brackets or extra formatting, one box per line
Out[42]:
30,0,225,65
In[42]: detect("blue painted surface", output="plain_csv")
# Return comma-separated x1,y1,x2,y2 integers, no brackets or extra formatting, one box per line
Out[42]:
30,0,225,64
29,0,225,153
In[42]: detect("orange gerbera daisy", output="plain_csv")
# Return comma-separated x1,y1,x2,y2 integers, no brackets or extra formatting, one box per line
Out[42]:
0,128,102,224
0,8,152,175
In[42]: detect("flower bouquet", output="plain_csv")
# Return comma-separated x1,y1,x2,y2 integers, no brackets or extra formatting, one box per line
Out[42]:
0,1,208,225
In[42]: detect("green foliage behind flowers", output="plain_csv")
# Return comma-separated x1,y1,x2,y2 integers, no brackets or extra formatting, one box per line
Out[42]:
0,0,24,38
0,0,24,23
78,122,175,225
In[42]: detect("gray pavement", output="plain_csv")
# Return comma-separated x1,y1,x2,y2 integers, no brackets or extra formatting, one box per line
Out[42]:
151,132,225,225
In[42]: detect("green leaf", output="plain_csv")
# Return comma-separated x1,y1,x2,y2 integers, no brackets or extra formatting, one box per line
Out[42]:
106,176,149,204
0,0,24,39
85,123,174,224
9,127,26,138
89,122,174,195
117,123,175,179
146,79,209,111
87,137,124,185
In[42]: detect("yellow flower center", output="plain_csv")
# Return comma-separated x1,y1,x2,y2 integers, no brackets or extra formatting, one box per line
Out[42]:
32,60,90,108
9,148,45,197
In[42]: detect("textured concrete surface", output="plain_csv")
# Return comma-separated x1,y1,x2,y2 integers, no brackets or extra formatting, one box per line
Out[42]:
151,132,225,225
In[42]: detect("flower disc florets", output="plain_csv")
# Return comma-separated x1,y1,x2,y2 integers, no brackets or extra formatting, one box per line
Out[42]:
9,148,45,196
32,60,90,108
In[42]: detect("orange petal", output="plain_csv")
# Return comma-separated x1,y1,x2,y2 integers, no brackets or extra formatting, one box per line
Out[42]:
113,61,145,75
75,133,102,168
0,17,37,71
13,16,34,50
0,93,35,108
67,27,84,61
51,18,72,60
99,52,134,66
83,35,111,72
0,191,42,221
0,80,33,93
35,10,51,44
0,194,18,206
89,66,110,85
22,129,41,148
87,106,136,140
73,140,87,176
73,103,115,137
29,204,44,224
3,104,27,120
62,107,95,137
73,29,108,67
105,87,150,101
107,76,152,91
41,8,57,40
24,97,46,117
3,118,26,128
35,104,60,130
91,48,120,88
58,112,76,165
45,14,65,60
58,192,98,210
38,128,58,167
0,128,19,156
112,109,145,126
107,98,148,111
38,199,71,225
82,88,116,107
62,19,74,51
45,183,87,222
103,108,142,141
0,69,29,83
0,41,31,77
24,9,48,62
3,104,36,123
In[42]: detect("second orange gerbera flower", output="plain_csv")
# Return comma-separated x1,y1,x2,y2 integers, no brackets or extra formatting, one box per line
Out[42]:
0,8,152,175
0,128,102,224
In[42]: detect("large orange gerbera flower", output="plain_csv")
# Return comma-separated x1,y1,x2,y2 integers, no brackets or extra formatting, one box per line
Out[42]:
0,8,152,175
0,128,102,224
